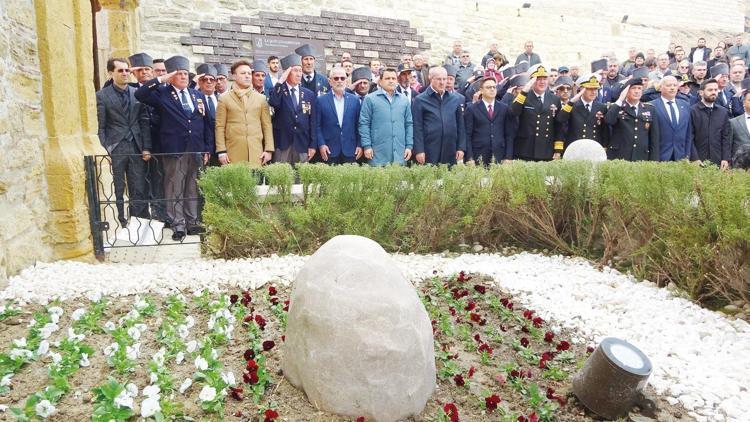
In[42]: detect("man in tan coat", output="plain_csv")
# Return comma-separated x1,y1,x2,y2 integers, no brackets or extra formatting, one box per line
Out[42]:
215,59,274,167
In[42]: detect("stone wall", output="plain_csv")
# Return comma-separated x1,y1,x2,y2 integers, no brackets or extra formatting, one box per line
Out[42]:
0,0,52,281
137,0,746,71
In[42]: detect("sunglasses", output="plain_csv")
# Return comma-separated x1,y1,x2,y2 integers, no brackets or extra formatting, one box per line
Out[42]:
556,87,571,91
116,69,131,73
332,76,347,81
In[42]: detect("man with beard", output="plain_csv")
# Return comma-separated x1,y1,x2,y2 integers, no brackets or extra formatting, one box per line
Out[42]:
604,77,659,161
690,79,731,169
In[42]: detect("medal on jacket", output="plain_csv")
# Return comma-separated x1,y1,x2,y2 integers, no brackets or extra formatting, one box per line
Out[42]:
196,98,205,116
595,110,604,125
302,101,311,114
549,103,557,118
642,110,651,130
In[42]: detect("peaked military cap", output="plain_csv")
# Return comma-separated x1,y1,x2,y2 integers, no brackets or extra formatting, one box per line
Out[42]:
591,58,607,73
251,60,269,74
280,53,302,69
710,63,729,78
579,74,601,89
509,74,530,88
553,75,574,88
164,55,190,73
741,77,750,91
443,64,458,78
624,77,643,87
214,63,229,77
397,63,415,74
351,66,372,83
528,64,549,78
515,61,530,74
501,66,516,79
195,63,218,77
294,43,318,58
632,67,649,81
129,52,153,69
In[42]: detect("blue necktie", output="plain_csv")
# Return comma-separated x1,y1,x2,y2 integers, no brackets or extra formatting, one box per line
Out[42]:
667,100,677,125
180,90,191,112
291,87,298,108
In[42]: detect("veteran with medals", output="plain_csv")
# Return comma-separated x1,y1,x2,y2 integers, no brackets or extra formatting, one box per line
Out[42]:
604,77,660,161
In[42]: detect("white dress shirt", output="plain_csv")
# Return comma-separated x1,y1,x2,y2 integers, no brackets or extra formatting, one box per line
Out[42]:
174,86,194,112
287,82,300,105
661,96,680,123
333,93,345,127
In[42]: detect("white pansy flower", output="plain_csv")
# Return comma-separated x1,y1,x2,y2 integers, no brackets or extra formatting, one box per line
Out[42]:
9,349,33,360
68,328,85,342
142,385,160,398
125,383,138,397
12,338,27,348
177,324,189,339
0,404,7,411
133,296,148,311
152,348,166,367
86,291,102,302
103,342,119,357
134,323,147,333
140,396,161,418
127,326,141,341
71,308,86,321
185,315,195,329
0,305,5,313
178,378,192,394
79,353,90,367
125,309,140,321
49,352,62,364
210,349,218,360
37,340,49,356
221,371,236,386
34,400,56,418
198,385,216,402
39,323,58,340
27,318,36,328
186,340,198,353
126,343,140,360
114,390,134,409
207,316,216,330
1,374,13,387
150,372,158,384
194,356,208,371
48,306,64,317
103,321,116,332
175,351,185,364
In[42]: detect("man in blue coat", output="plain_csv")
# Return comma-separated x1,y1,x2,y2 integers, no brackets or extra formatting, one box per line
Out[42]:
649,75,694,161
296,44,330,97
359,68,413,166
464,77,515,166
135,55,213,241
413,66,467,165
268,53,317,164
315,67,362,164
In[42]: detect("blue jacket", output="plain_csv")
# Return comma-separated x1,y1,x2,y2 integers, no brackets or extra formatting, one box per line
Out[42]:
300,71,331,97
134,78,213,154
412,87,467,165
358,88,413,166
649,97,693,161
268,83,316,153
315,91,361,158
465,99,515,161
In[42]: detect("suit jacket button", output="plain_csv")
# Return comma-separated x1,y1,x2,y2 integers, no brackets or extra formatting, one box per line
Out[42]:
633,144,637,147
634,135,638,139
188,130,192,133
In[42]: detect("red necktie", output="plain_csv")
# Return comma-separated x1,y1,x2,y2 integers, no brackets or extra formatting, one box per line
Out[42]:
488,103,493,118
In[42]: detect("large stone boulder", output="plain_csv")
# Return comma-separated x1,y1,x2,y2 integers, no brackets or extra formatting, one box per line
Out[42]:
563,138,608,162
282,235,436,421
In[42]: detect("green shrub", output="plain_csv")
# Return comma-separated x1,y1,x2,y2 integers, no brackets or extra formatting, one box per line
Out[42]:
199,161,750,306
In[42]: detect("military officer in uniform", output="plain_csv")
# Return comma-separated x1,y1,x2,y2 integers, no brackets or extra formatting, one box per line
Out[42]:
558,74,609,147
268,53,316,164
295,44,330,96
510,64,566,160
604,78,660,161
134,55,213,241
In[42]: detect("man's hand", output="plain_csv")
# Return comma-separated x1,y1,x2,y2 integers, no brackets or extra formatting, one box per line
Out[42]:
501,159,512,164
307,148,316,161
202,153,210,165
466,159,475,166
142,150,151,161
219,153,230,165
192,73,205,84
404,148,412,161
720,160,729,170
456,150,464,162
319,145,330,161
279,67,292,84
159,70,178,85
364,148,374,160
260,151,272,165
522,77,536,93
552,152,561,160
415,152,426,164
570,89,584,103
355,147,363,160
617,83,630,103
472,91,481,103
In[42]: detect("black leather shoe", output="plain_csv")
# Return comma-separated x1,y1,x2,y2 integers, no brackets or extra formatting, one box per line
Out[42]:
171,231,186,241
187,226,205,235
118,219,128,229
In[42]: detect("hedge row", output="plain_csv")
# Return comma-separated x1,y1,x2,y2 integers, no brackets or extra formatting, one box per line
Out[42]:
199,161,750,307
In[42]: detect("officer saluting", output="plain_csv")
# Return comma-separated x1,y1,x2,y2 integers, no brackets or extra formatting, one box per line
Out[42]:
558,74,609,147
510,64,566,160
604,77,660,161
295,43,330,96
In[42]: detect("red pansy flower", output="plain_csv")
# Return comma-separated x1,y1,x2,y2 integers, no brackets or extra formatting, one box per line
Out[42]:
528,412,539,422
262,340,275,351
544,331,554,343
520,337,529,347
264,409,279,422
243,348,255,361
243,314,254,323
587,346,595,354
443,403,459,422
465,301,477,311
473,334,481,343
538,358,548,369
509,370,520,379
468,366,476,378
473,284,486,294
233,410,243,417
499,324,508,332
229,386,243,401
521,326,530,333
470,313,482,323
229,294,239,305
281,335,285,342
478,343,493,354
270,297,279,306
557,341,571,351
283,300,290,311
457,271,467,282
268,286,277,296
485,394,501,412
523,310,534,320
246,359,259,371
254,314,266,330
453,374,465,386
532,317,544,328
449,306,456,316
546,387,555,399
356,418,365,422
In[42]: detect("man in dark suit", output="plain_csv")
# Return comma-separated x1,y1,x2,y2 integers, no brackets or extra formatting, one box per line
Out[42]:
96,57,152,228
412,66,467,165
295,44,330,96
195,63,218,161
689,38,711,63
729,89,750,161
648,75,693,161
604,78,660,161
558,75,609,148
135,56,213,241
268,53,316,164
315,67,362,164
464,77,514,166
690,79,731,169
510,64,566,161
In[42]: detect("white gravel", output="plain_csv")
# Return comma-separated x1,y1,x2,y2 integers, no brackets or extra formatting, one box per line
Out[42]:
3,252,749,421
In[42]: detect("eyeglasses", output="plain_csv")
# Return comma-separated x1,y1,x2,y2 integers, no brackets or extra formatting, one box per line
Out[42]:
201,78,216,83
556,87,571,91
357,80,369,85
332,76,347,81
116,69,130,73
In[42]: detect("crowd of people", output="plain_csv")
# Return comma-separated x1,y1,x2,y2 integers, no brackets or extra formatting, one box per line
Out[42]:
96,36,750,239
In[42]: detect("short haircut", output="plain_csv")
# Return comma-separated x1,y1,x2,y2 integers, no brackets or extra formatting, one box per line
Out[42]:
700,78,718,90
267,55,279,63
153,58,165,64
231,59,252,74
698,37,706,41
428,66,447,78
328,67,346,77
380,68,398,78
480,77,497,87
342,59,353,66
106,57,128,72
674,45,684,51
693,60,707,68
733,143,750,170
368,59,380,66
741,89,750,101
